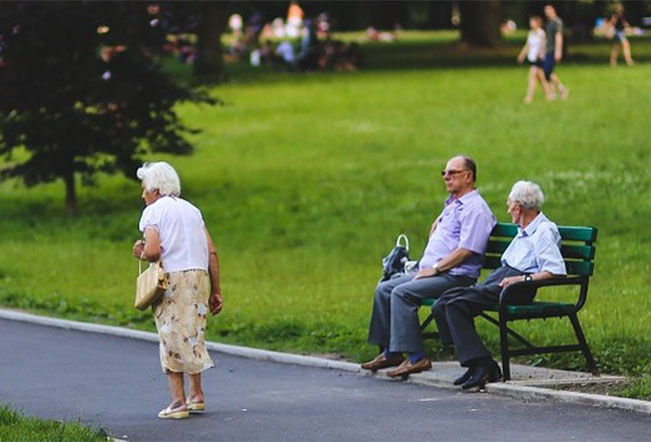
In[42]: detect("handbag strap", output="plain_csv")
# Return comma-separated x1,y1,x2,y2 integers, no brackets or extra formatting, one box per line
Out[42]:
396,234,409,252
139,258,165,275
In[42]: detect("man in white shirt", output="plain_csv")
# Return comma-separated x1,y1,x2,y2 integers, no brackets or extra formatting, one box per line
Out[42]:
432,181,566,390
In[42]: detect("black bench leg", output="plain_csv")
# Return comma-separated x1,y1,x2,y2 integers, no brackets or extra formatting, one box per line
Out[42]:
420,312,434,332
569,313,598,375
499,313,511,381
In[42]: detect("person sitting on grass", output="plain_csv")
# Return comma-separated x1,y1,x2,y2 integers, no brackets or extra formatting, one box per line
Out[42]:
517,15,552,104
432,181,566,390
361,155,496,378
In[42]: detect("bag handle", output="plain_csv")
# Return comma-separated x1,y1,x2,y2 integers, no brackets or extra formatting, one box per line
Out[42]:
396,234,409,252
138,249,149,275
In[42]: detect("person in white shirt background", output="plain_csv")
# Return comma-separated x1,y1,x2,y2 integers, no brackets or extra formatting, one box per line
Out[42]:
517,15,552,103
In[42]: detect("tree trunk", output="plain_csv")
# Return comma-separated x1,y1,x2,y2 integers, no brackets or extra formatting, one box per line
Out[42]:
64,171,77,216
194,2,227,80
459,1,501,48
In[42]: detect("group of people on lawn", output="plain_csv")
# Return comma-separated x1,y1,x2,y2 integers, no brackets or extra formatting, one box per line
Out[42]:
361,155,566,390
133,154,566,419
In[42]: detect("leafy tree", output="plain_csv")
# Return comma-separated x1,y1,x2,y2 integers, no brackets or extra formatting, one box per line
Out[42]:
0,1,212,214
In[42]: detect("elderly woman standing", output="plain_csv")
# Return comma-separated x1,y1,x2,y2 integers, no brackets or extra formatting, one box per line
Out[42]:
132,162,223,419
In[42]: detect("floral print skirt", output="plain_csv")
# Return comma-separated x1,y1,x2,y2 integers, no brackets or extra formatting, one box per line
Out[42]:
152,269,215,375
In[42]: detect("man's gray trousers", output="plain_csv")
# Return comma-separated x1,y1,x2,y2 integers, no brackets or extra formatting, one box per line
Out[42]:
431,266,535,367
367,272,475,353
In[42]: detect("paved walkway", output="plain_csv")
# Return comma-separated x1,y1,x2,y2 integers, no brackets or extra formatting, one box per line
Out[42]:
1,318,649,441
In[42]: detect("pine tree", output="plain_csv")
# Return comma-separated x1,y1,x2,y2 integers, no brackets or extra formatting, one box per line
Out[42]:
0,2,213,214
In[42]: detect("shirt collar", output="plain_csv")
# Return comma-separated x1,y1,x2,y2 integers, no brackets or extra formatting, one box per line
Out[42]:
446,189,478,206
518,211,547,237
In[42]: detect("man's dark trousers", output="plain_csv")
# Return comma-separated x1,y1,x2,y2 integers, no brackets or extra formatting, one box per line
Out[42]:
368,272,474,354
432,266,535,366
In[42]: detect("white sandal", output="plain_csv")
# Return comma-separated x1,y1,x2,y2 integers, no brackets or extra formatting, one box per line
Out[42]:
186,398,205,413
158,405,190,419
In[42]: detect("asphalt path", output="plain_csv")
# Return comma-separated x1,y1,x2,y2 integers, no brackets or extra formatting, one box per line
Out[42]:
0,318,649,442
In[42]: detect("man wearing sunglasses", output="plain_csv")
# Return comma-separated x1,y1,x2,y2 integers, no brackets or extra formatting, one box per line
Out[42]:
362,155,496,377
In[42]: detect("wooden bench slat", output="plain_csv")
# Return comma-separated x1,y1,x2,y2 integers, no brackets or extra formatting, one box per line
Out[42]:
565,260,594,276
483,256,593,276
486,240,510,254
490,223,518,237
558,226,598,242
487,241,595,261
491,223,598,243
560,244,595,260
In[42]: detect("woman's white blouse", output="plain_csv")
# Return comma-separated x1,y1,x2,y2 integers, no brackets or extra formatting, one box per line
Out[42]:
138,196,209,273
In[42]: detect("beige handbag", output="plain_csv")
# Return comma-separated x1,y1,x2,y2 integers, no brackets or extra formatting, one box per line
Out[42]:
135,259,169,310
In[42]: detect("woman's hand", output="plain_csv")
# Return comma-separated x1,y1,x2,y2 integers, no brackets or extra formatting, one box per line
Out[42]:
132,240,145,259
209,291,223,315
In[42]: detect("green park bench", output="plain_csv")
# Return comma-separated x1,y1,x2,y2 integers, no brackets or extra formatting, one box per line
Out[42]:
420,222,598,381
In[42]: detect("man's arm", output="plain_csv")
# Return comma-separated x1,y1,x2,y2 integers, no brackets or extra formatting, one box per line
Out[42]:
517,41,529,64
414,247,474,280
204,226,223,315
555,30,563,62
499,270,562,288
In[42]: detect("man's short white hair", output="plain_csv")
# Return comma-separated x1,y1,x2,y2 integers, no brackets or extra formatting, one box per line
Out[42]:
509,180,544,211
136,162,181,197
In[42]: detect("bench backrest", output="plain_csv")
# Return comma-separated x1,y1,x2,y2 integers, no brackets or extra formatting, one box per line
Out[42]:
484,222,598,277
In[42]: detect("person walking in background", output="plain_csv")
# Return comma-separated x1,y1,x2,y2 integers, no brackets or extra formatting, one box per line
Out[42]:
609,3,635,67
132,162,223,419
543,4,569,100
517,15,552,103
361,155,496,378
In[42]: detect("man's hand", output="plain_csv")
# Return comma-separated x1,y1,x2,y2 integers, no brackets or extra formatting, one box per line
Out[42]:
517,53,525,64
414,267,437,280
555,50,562,62
132,240,145,259
499,275,526,288
209,291,223,315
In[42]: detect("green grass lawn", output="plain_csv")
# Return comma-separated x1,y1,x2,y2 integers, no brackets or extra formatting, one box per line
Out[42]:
1,31,650,398
0,403,107,442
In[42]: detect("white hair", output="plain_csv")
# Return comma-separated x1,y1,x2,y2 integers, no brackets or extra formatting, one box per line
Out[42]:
136,162,181,197
509,180,544,211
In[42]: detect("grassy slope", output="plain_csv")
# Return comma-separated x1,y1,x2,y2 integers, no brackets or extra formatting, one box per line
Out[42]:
1,32,650,397
0,403,106,442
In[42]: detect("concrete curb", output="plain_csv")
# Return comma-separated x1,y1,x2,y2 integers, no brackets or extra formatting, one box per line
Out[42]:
1,309,649,415
486,383,651,415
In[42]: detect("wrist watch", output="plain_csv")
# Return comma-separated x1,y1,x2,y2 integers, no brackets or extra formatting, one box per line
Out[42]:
432,263,440,274
524,274,533,282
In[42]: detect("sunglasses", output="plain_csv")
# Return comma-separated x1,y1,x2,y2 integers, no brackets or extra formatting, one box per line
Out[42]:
441,169,468,177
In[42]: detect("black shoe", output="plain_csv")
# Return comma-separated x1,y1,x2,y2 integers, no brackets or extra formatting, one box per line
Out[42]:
453,367,473,386
462,359,502,390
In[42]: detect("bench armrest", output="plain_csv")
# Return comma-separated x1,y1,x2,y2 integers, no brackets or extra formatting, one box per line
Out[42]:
498,276,585,309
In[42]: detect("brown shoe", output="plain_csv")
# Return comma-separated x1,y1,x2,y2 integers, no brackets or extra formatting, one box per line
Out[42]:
361,353,404,371
387,358,432,377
